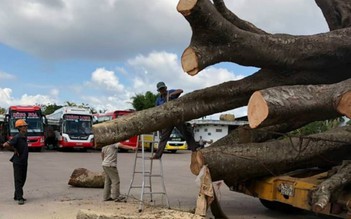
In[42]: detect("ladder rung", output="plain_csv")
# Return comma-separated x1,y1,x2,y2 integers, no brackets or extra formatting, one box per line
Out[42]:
144,174,162,177
130,185,151,189
134,171,151,174
143,192,166,195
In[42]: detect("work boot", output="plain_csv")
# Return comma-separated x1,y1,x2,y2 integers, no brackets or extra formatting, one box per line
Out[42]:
150,155,160,160
114,196,126,202
18,199,25,205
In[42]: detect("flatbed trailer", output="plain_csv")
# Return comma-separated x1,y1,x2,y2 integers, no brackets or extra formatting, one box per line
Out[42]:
233,168,351,218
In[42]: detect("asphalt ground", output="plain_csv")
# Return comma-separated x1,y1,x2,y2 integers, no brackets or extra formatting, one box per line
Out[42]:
0,149,328,219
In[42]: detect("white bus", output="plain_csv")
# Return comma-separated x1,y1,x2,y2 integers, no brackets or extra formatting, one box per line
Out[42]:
46,107,94,150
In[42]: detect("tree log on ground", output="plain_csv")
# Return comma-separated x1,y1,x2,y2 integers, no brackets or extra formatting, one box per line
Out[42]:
248,78,351,129
68,168,104,188
190,126,351,187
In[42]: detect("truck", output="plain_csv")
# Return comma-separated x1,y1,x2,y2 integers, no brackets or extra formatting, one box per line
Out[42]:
1,105,46,151
46,106,94,150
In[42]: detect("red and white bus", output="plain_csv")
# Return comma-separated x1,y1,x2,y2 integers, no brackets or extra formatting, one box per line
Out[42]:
95,110,138,150
46,107,94,150
3,105,46,151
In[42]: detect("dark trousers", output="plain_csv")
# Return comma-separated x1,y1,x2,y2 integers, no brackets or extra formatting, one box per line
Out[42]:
155,123,198,158
13,163,27,200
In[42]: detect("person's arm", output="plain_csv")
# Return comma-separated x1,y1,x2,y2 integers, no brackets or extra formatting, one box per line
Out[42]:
3,140,19,156
169,89,183,97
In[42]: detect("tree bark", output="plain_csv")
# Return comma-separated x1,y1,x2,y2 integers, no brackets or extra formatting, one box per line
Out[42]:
248,78,351,129
315,0,351,30
93,69,350,147
190,126,351,188
312,161,351,213
177,0,351,76
68,168,104,188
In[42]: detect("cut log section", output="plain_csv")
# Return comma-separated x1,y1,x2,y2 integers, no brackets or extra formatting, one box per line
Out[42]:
248,78,351,129
190,126,351,188
68,168,105,188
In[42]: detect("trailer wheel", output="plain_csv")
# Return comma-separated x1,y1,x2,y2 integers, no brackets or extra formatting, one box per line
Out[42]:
259,199,299,213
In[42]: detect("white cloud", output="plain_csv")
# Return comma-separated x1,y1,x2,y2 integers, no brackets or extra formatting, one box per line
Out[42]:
0,0,327,61
226,0,328,34
91,68,124,92
0,88,13,106
0,0,189,60
80,51,246,113
127,51,245,94
0,87,56,108
18,94,56,106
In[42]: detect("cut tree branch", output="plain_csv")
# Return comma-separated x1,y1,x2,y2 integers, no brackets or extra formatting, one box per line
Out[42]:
312,161,351,213
178,0,351,75
248,78,351,129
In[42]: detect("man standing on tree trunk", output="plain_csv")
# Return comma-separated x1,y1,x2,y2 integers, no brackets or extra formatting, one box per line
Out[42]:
3,119,29,205
152,81,199,159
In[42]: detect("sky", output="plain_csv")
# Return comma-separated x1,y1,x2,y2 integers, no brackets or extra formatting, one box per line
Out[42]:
0,0,329,119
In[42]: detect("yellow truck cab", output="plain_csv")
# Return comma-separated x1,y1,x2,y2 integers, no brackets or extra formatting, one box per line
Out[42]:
235,168,351,218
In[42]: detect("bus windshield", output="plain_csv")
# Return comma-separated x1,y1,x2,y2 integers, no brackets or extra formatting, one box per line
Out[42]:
169,128,185,141
9,111,44,135
62,114,92,135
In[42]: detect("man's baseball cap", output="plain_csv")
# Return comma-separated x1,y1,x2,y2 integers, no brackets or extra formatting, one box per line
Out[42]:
156,81,166,91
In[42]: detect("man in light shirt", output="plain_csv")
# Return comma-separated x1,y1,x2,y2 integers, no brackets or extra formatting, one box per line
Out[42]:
101,143,125,202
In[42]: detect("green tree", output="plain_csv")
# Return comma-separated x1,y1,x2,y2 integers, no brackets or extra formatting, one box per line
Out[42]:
0,107,6,114
41,103,63,115
131,91,157,111
289,117,344,136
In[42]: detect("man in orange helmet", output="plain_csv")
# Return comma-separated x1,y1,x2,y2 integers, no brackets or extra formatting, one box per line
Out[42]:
3,119,29,205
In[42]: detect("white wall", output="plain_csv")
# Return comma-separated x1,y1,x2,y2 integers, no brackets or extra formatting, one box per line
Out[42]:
193,124,228,145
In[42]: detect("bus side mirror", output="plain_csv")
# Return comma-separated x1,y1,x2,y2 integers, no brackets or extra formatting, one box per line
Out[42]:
42,116,47,125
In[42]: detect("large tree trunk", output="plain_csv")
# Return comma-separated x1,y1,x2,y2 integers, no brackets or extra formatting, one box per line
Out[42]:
93,69,349,147
248,78,351,129
190,126,351,188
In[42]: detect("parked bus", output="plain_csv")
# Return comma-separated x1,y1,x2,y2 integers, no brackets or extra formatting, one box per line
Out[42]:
95,110,138,151
46,107,94,150
2,105,46,151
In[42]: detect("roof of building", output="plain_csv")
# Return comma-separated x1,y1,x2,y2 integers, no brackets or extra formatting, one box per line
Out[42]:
189,119,248,126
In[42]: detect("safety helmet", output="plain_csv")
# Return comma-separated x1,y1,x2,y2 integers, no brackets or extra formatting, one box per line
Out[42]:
15,119,28,128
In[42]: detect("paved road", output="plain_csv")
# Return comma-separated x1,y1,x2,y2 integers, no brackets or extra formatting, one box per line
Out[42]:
0,149,327,219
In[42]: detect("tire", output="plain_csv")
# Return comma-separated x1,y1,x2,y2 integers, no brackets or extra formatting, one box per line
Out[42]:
259,199,298,213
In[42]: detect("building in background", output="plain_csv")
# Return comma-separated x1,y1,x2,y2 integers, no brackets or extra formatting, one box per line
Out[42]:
189,117,248,147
